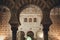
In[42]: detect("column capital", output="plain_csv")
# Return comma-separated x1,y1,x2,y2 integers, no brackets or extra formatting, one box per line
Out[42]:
43,24,51,31
9,8,20,25
41,8,52,25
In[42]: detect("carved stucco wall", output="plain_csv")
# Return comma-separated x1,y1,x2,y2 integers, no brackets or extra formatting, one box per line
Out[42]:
49,7,60,40
0,7,12,40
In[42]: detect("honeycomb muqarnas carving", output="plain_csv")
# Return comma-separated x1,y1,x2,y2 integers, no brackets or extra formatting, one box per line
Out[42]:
0,7,12,40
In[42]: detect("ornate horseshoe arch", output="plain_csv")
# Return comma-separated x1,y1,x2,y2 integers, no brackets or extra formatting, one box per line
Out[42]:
17,0,43,25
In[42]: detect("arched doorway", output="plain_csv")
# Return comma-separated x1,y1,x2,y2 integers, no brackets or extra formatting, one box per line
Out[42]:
49,7,60,40
17,31,25,40
27,31,34,37
20,31,25,40
27,31,34,40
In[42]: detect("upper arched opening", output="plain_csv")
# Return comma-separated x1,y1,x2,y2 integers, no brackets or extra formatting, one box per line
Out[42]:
19,5,43,25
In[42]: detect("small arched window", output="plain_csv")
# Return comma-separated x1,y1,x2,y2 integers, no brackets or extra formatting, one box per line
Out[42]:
24,18,27,22
34,18,37,22
29,18,32,22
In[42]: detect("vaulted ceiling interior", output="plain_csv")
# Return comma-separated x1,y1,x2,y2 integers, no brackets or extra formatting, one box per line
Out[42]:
0,0,60,40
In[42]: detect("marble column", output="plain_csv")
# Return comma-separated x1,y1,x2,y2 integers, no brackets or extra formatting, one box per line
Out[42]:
41,8,52,40
43,24,50,40
10,24,18,40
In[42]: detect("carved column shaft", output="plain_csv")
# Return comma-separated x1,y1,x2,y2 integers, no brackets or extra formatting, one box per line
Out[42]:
10,24,18,40
41,9,52,40
43,24,50,40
